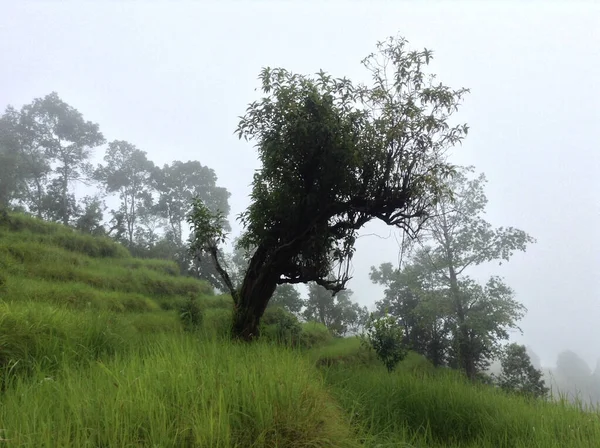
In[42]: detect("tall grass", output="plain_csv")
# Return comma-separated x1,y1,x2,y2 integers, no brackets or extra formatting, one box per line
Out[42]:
0,335,358,447
324,364,600,447
0,301,181,382
3,212,600,447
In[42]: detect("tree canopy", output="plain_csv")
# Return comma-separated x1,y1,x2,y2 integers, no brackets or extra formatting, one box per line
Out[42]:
371,166,534,379
189,35,470,340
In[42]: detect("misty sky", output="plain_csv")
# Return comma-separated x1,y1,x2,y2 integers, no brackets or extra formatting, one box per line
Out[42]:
1,1,599,368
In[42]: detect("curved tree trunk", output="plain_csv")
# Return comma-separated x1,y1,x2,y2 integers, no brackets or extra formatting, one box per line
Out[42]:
232,276,278,341
231,248,279,341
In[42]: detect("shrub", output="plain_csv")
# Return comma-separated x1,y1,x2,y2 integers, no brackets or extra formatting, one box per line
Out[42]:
178,295,204,332
300,321,332,348
360,311,407,372
260,307,302,346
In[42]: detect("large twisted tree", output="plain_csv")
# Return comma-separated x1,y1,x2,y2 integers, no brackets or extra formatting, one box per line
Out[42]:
189,36,470,340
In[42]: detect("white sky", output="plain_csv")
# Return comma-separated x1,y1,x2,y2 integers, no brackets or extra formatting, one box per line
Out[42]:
1,1,599,368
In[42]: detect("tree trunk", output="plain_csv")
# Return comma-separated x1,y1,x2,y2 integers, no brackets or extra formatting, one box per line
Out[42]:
62,168,69,226
231,253,279,341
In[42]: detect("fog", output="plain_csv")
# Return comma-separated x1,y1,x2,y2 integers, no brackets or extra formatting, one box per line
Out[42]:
1,1,599,369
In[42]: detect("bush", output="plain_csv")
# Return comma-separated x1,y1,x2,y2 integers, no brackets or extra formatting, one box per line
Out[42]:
300,321,332,348
178,295,204,332
260,307,302,346
360,311,407,372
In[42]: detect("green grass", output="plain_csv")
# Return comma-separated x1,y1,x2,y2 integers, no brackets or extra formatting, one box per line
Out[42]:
2,212,600,447
324,364,600,447
0,334,358,447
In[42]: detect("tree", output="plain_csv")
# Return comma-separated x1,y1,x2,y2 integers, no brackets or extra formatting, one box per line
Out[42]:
23,93,104,225
268,283,304,315
370,259,451,367
95,141,156,247
496,343,549,399
0,107,26,208
303,283,367,336
0,105,52,216
154,160,231,245
360,311,408,372
74,195,106,235
405,166,533,379
218,238,304,314
152,160,230,275
188,35,469,340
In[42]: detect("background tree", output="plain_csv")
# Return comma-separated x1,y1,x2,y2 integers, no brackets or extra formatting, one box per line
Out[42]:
303,283,367,336
95,140,156,247
0,108,26,208
268,283,305,315
403,166,534,379
74,195,106,235
446,276,526,375
152,160,231,275
496,343,549,399
188,35,470,340
0,104,52,216
154,160,231,244
370,259,451,366
27,93,104,225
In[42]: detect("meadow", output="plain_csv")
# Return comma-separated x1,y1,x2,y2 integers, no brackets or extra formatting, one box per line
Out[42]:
1,212,599,447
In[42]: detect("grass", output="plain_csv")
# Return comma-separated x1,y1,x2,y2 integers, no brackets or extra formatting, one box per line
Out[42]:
2,212,600,447
0,335,358,447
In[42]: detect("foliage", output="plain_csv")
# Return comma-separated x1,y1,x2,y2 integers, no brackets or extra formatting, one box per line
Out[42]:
360,311,408,372
187,198,235,300
303,282,367,336
374,166,533,379
260,306,303,346
0,93,105,224
268,283,305,314
495,343,549,399
189,35,469,340
178,294,204,332
299,322,333,349
154,160,231,244
74,195,106,235
94,140,156,246
370,260,451,366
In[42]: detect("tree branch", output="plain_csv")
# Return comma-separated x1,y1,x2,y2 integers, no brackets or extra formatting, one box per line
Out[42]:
206,244,239,304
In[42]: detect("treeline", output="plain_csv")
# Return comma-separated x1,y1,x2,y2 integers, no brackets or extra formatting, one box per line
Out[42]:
0,92,369,335
0,92,230,284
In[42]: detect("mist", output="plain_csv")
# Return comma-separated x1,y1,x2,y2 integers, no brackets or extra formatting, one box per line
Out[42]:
1,1,599,371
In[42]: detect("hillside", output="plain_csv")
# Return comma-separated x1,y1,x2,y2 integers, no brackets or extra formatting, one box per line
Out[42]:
1,213,600,447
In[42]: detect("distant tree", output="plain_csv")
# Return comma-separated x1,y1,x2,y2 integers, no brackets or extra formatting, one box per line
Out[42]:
303,283,367,336
188,35,469,340
370,259,451,367
526,346,542,370
151,160,230,276
154,160,231,245
0,107,27,208
131,205,166,256
496,343,549,399
23,93,104,225
0,105,52,216
406,167,533,379
268,283,305,315
95,141,156,247
74,195,106,235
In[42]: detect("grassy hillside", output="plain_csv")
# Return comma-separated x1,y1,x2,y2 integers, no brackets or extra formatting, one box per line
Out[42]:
1,213,600,447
